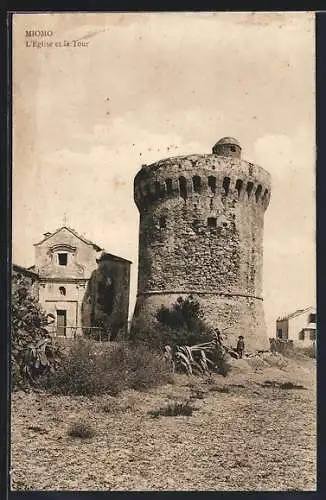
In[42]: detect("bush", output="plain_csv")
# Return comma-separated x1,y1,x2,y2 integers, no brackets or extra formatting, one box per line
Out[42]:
67,420,96,439
42,338,173,396
149,401,195,418
125,342,173,390
11,274,64,388
131,295,215,349
44,339,125,396
156,295,214,346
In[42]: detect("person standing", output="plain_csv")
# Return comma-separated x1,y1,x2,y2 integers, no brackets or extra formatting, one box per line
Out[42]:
236,335,245,358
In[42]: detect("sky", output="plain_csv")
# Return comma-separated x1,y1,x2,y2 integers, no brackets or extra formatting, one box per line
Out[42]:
12,12,315,336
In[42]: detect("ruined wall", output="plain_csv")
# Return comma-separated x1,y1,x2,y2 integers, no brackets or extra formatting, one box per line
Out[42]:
132,149,271,352
82,256,131,339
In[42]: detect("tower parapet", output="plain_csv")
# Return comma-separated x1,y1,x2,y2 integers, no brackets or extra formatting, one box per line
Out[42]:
132,138,271,352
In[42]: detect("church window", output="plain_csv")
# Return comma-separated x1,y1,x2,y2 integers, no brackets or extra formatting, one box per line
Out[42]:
58,253,68,266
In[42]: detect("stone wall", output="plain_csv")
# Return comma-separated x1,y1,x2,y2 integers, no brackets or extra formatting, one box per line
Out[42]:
82,255,131,339
132,150,271,352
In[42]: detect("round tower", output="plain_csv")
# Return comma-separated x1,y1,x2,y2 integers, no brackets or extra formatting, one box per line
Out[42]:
132,137,271,351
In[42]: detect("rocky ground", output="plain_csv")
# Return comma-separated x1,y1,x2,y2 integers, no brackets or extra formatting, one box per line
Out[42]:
11,352,316,491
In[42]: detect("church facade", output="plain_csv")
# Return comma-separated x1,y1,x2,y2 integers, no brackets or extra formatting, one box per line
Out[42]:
15,226,131,339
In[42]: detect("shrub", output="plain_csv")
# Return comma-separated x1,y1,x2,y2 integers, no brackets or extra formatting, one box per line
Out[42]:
124,342,173,390
156,295,214,347
130,296,233,378
42,338,173,396
156,295,204,330
67,420,96,439
131,296,215,349
43,339,125,396
11,274,64,388
149,401,195,417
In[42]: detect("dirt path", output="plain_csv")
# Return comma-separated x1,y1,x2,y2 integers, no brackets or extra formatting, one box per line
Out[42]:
11,355,316,491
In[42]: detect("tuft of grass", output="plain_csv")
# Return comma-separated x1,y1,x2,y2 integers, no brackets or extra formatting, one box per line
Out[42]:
149,401,195,417
209,385,230,393
280,382,306,390
27,425,48,434
67,420,96,439
262,380,306,390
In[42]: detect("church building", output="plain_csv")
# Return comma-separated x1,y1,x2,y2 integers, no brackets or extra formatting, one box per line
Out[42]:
16,226,131,339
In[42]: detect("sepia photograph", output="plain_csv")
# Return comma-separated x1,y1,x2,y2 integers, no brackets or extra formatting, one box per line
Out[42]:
11,11,316,491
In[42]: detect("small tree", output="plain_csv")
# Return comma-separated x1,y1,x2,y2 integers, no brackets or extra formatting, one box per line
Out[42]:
155,295,214,347
11,275,63,388
131,295,231,377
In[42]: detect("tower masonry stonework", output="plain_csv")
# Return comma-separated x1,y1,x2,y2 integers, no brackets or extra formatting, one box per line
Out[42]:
132,137,271,351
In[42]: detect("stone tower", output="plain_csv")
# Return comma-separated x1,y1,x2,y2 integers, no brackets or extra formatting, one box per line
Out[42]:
132,137,271,351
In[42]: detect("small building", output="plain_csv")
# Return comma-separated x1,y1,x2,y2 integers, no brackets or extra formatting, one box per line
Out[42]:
23,226,131,339
276,306,317,348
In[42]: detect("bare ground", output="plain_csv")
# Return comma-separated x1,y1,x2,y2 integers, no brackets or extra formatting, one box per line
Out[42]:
11,353,316,491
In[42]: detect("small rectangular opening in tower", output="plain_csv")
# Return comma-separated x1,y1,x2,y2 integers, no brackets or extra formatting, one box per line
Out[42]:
246,182,254,198
58,253,68,266
179,177,187,200
192,175,201,194
208,176,216,194
235,179,243,197
207,217,217,228
255,184,262,202
222,177,230,196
